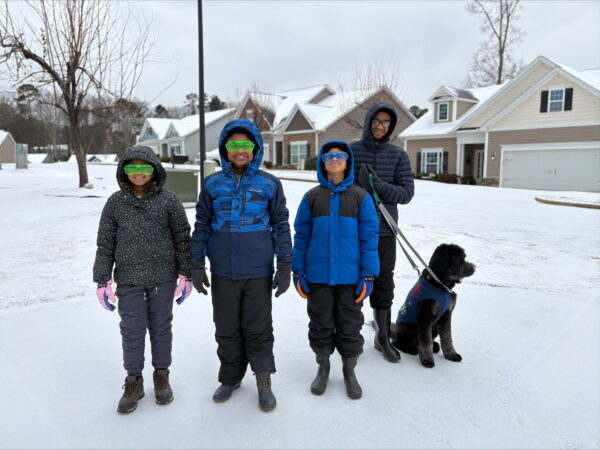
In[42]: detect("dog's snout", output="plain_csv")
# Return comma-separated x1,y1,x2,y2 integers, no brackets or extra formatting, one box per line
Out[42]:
464,262,476,278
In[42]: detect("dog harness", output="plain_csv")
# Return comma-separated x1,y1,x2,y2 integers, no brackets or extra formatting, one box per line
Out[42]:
396,276,451,324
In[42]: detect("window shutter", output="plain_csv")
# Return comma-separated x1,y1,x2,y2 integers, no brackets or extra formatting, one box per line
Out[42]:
416,152,422,173
564,88,573,111
540,91,548,113
443,152,449,173
287,144,291,165
306,142,310,157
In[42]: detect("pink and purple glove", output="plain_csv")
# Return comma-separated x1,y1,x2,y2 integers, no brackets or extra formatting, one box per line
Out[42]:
97,280,117,311
174,275,193,305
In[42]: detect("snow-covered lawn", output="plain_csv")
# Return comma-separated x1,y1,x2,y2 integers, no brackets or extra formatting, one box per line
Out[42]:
0,163,598,449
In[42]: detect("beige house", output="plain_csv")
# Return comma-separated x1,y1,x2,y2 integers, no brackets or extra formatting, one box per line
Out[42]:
236,85,415,166
400,55,600,192
0,130,17,164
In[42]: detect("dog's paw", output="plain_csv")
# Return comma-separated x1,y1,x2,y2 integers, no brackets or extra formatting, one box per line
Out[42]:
445,352,462,362
420,356,435,368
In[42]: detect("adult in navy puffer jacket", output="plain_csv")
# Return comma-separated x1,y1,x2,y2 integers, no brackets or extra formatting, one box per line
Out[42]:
293,140,379,399
350,102,415,363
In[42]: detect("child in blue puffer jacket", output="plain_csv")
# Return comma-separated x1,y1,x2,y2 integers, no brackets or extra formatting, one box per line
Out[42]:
292,140,379,400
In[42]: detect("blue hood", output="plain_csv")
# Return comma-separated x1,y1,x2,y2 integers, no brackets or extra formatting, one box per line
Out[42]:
317,140,355,191
218,119,263,177
361,102,398,147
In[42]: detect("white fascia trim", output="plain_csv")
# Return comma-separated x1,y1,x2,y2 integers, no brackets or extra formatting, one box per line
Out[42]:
501,141,600,152
402,134,454,140
483,131,489,178
450,56,553,133
456,132,485,145
490,121,600,132
280,104,315,133
285,129,315,135
481,68,563,130
427,86,455,103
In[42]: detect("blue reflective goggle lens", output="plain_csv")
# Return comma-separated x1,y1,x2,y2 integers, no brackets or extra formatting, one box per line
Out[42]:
321,152,348,163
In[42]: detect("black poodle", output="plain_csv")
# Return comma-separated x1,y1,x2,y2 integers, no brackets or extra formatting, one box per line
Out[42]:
391,244,475,368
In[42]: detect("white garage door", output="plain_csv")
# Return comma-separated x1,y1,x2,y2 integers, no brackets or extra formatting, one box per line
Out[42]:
501,142,600,192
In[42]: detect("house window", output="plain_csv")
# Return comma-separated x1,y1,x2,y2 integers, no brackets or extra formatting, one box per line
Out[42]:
290,141,308,165
421,149,443,174
548,87,564,112
144,126,155,140
170,144,182,155
247,109,255,123
438,102,449,121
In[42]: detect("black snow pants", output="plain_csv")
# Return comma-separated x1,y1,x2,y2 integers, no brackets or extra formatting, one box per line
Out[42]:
211,274,275,385
307,284,365,358
369,235,396,310
116,281,177,377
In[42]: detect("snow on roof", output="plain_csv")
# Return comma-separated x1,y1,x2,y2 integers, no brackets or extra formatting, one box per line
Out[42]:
400,83,504,138
168,108,236,137
145,118,172,139
551,60,600,93
27,154,47,164
445,86,478,101
0,130,13,143
271,85,331,128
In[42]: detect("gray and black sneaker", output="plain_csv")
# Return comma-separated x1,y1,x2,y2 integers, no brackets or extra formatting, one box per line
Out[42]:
118,375,145,414
153,369,174,405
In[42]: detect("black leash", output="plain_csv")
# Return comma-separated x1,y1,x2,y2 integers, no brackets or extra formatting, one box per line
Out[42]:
368,174,454,294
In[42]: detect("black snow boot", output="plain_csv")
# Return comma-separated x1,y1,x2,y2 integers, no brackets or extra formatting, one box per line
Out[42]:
212,382,241,403
153,369,174,405
255,372,277,412
117,375,144,414
310,354,330,395
342,357,362,400
373,308,401,363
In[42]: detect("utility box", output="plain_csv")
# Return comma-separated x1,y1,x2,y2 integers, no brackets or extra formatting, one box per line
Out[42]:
204,160,217,177
164,168,199,203
16,144,28,169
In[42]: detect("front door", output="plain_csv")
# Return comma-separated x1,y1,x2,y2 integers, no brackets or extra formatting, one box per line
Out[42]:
162,143,168,158
473,149,484,181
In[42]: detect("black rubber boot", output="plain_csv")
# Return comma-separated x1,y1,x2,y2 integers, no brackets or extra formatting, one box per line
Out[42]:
342,357,362,400
255,372,277,412
373,308,401,363
310,354,330,395
212,382,241,403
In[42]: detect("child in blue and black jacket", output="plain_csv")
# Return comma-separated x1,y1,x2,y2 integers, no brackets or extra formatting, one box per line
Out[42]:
190,119,292,412
292,140,379,400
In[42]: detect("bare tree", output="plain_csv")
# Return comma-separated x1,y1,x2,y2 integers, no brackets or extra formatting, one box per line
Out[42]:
337,58,406,131
0,0,152,187
464,0,524,88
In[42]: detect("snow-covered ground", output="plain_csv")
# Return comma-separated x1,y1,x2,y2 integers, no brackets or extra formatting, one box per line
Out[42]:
0,162,599,450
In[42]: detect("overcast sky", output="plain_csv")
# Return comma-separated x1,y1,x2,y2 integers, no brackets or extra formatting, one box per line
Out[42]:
6,1,600,110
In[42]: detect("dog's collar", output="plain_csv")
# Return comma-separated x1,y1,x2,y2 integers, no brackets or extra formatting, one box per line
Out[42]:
422,273,453,293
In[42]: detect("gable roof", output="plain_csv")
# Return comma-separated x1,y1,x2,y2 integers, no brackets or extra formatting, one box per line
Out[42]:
400,83,504,138
167,108,236,138
428,86,478,102
0,130,16,146
401,55,600,139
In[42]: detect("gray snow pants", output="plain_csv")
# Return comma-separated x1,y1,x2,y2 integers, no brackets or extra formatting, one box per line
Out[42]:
116,281,177,377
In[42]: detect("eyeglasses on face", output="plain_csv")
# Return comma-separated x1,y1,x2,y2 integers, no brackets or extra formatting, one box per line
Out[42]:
225,141,255,153
371,118,391,128
321,152,348,163
124,164,154,176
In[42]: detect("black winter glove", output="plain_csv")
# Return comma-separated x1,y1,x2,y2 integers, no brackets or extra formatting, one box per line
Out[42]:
359,163,385,195
190,262,210,295
272,262,291,298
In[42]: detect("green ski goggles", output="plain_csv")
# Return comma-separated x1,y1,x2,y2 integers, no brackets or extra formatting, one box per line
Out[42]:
225,141,255,153
124,164,154,176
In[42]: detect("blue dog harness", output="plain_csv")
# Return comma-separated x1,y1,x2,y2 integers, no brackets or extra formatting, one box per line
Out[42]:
396,276,451,324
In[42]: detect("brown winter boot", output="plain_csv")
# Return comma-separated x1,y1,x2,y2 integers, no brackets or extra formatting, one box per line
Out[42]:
117,375,145,414
255,372,277,412
153,369,174,405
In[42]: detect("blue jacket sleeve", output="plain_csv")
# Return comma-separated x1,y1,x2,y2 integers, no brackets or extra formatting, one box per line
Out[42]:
292,194,312,275
378,150,415,205
358,194,380,278
268,178,292,265
190,180,213,264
